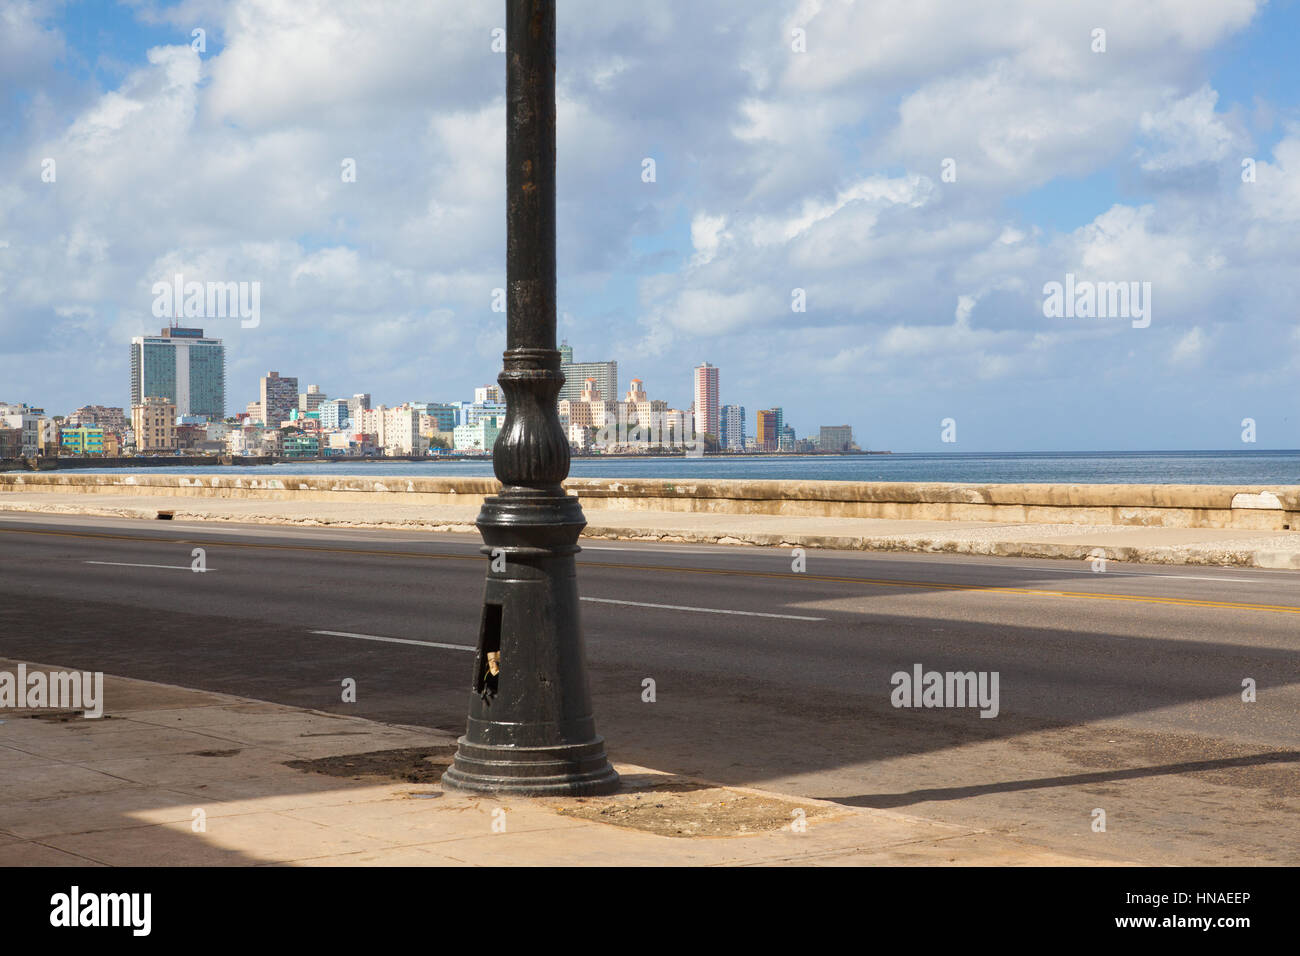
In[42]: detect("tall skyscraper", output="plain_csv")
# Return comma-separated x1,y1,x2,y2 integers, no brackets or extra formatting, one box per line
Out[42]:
129,326,226,421
259,371,299,426
693,362,720,438
755,409,778,451
559,345,617,404
720,404,745,450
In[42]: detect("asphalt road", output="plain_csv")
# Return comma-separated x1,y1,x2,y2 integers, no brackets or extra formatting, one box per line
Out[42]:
1,511,1296,864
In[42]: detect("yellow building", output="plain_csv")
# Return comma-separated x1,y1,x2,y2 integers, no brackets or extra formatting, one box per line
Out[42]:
132,396,177,453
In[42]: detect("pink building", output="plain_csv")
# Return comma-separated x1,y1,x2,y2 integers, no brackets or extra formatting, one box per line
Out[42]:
692,362,719,438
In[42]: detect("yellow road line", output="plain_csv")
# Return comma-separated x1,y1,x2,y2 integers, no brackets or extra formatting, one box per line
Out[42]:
592,562,1300,614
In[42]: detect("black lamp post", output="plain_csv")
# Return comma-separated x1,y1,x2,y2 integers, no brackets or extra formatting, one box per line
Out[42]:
441,0,619,796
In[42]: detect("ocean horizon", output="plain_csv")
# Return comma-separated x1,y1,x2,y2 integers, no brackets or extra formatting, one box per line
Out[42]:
66,449,1300,485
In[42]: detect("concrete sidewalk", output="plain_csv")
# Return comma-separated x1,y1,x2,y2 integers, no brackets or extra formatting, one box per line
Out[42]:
0,659,1120,866
3,490,1300,568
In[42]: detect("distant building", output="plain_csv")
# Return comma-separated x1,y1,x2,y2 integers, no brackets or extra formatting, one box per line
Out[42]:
417,403,459,432
755,409,778,451
299,384,327,413
130,326,225,421
175,423,209,451
324,432,355,456
819,425,854,452
463,399,508,428
60,425,105,456
355,405,426,456
647,408,691,448
778,424,795,452
559,345,617,404
615,378,668,442
346,393,371,425
131,396,178,453
720,405,745,450
453,416,503,452
318,399,350,430
559,378,617,437
259,371,298,427
226,424,275,457
282,408,320,432
37,416,63,455
0,403,44,457
382,406,426,456
0,427,22,458
68,405,128,436
205,421,232,442
566,423,592,449
474,385,503,404
261,428,284,457
283,433,320,459
692,363,720,438
422,427,456,451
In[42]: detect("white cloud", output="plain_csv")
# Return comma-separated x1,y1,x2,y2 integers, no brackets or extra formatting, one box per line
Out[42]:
1170,327,1207,367
3,0,1296,450
1137,86,1241,171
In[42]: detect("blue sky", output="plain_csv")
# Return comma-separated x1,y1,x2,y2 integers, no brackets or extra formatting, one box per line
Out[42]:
2,0,1299,451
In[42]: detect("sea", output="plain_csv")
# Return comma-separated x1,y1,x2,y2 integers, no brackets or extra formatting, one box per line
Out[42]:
69,450,1300,484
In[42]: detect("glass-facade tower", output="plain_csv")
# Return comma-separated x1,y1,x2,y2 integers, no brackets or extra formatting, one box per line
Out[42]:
129,327,226,421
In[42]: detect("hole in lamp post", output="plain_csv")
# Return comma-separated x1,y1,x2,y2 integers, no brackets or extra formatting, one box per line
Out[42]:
475,603,503,702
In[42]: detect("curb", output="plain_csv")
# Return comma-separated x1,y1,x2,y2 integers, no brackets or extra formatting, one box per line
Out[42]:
3,500,1297,569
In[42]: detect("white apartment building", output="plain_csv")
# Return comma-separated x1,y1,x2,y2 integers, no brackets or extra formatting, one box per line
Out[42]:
453,416,503,452
355,405,426,456
0,403,42,457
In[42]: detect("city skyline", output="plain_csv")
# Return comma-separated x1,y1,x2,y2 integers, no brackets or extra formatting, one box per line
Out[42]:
4,332,861,456
16,329,842,450
3,2,1300,451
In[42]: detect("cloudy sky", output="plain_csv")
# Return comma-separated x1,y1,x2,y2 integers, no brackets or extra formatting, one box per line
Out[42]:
2,0,1298,451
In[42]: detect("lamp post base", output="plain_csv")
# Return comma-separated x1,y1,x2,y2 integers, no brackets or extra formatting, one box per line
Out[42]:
441,737,620,796
440,491,620,797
